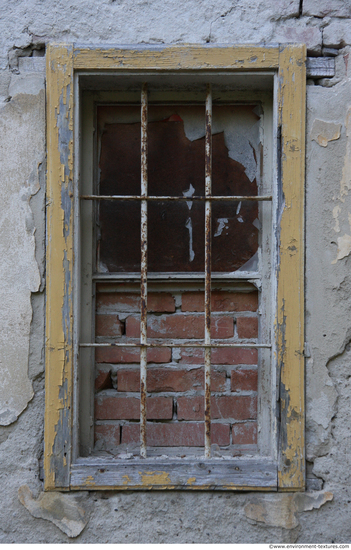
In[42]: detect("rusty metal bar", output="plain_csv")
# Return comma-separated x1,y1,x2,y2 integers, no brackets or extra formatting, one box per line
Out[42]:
81,342,271,348
81,194,272,202
140,82,148,459
204,84,212,459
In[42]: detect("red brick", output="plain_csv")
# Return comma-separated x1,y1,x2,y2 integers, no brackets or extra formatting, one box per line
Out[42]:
232,422,257,444
95,395,173,420
121,422,230,446
177,395,257,421
126,314,234,339
180,347,258,365
96,292,175,313
236,317,258,339
95,370,113,392
95,424,120,446
118,368,226,392
213,395,257,420
181,291,258,312
231,368,258,392
96,314,124,337
95,346,171,364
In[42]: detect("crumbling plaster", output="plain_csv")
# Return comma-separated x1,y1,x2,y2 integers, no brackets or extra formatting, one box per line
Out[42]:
1,0,351,543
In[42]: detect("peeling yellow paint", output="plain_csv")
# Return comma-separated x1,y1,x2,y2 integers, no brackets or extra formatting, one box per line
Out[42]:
73,46,280,71
85,476,96,486
186,477,196,485
277,46,306,490
139,471,172,486
122,475,131,486
44,43,74,491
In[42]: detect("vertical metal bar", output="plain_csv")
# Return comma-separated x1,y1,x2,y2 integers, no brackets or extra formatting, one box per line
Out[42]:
140,82,148,458
204,84,212,459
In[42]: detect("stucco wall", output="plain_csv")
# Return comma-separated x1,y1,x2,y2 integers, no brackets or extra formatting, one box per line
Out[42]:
1,0,351,542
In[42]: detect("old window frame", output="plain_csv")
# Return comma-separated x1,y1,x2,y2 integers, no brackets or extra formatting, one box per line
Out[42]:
45,43,305,491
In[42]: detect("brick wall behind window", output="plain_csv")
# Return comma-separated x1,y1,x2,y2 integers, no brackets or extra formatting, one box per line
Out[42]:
94,289,259,452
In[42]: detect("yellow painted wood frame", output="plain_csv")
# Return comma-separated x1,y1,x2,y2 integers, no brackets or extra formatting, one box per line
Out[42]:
45,43,306,491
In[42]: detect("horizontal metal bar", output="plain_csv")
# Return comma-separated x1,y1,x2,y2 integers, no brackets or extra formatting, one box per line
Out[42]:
93,272,261,280
80,342,271,348
80,194,272,202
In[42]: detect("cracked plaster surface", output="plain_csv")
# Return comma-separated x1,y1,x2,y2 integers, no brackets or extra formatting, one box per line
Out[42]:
305,69,351,462
0,0,327,70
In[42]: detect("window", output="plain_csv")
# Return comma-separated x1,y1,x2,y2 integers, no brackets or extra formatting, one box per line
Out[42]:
45,44,306,491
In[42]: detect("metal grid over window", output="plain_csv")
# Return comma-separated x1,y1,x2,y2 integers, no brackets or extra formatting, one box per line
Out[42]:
80,82,272,460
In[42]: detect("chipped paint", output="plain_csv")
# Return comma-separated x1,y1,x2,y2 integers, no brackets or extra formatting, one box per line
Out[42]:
277,46,306,490
139,471,172,486
84,476,96,486
73,46,280,71
310,119,341,147
45,43,74,490
122,475,131,485
186,477,196,485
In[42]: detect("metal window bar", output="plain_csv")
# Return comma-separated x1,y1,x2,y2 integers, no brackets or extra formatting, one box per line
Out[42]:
81,195,272,201
204,84,212,458
81,342,271,348
82,84,274,459
140,82,148,458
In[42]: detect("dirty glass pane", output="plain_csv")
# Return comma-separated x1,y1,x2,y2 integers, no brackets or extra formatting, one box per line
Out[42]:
97,104,260,273
212,105,260,272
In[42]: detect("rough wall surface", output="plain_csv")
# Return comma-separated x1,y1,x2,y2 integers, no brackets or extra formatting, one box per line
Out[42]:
1,0,351,542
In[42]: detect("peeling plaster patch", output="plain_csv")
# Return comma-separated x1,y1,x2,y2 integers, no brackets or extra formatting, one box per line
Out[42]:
309,391,336,429
340,107,351,199
244,491,333,530
332,234,351,263
9,72,45,97
333,205,341,233
18,485,87,538
0,91,44,425
311,119,341,147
